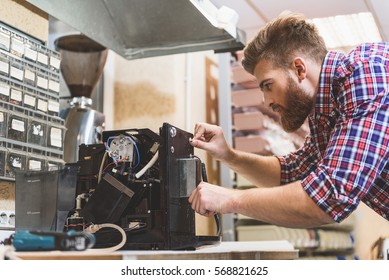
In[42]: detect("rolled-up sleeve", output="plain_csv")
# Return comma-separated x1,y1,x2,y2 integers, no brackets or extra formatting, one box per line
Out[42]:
277,134,320,184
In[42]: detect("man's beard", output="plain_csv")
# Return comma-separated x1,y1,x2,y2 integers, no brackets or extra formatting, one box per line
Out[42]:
279,75,314,132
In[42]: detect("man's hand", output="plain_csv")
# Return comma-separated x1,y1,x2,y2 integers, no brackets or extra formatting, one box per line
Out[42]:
190,122,232,162
188,181,238,216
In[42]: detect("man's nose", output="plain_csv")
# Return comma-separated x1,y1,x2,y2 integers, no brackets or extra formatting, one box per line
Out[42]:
263,92,273,107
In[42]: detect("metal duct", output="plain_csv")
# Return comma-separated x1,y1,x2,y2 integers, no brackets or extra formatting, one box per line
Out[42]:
27,0,246,60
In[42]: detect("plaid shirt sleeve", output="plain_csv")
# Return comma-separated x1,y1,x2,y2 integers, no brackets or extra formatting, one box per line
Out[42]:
301,60,389,222
277,134,321,183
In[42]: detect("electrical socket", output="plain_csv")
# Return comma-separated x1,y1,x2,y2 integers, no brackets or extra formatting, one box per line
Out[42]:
0,210,15,229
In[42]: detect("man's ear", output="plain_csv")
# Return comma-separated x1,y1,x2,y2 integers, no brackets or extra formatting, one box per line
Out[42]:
291,57,307,81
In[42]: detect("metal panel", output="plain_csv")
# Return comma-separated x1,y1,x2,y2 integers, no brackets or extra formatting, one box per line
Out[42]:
27,0,246,60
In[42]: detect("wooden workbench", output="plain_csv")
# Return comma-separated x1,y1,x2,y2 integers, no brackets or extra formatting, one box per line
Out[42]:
14,240,299,260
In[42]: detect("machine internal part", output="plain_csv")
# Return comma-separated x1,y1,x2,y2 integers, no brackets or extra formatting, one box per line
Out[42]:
106,134,137,164
72,123,220,250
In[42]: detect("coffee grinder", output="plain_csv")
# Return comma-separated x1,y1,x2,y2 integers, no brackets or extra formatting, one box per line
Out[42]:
55,34,108,163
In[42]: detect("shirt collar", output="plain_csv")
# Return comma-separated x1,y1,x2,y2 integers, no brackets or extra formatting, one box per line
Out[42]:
314,51,345,116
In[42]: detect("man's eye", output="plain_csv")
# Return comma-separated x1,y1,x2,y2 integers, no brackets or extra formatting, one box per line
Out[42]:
264,83,272,90
271,104,281,113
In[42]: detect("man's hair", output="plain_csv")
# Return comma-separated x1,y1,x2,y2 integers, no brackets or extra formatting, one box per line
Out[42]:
242,11,328,74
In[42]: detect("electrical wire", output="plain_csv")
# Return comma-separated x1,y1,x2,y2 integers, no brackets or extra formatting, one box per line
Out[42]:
0,245,21,260
101,160,124,174
84,223,127,252
195,156,222,237
135,151,159,179
98,151,108,183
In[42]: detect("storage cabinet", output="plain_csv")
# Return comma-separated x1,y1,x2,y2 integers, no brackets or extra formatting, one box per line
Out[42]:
0,22,64,181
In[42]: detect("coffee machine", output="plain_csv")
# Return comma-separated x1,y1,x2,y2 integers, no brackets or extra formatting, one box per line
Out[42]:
68,122,221,250
55,34,108,163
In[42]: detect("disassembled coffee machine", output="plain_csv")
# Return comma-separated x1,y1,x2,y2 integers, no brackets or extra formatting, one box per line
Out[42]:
65,122,221,250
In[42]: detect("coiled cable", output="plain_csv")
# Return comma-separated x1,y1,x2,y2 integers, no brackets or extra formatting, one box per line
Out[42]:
84,223,127,252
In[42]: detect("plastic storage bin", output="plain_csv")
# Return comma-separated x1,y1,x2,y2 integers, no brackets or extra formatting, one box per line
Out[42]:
0,52,9,77
27,116,47,147
23,87,36,110
27,155,45,171
0,79,10,102
0,148,6,177
47,117,66,150
7,112,27,142
6,150,26,178
0,109,7,138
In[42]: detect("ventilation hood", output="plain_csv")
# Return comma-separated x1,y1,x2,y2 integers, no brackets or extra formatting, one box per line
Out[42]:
27,0,246,60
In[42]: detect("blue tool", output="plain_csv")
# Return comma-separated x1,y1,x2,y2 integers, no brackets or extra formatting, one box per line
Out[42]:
12,230,95,251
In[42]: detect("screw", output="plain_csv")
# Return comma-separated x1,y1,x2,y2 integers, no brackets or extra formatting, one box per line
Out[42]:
170,127,177,137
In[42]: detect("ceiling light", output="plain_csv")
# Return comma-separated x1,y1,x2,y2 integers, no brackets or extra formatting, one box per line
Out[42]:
309,12,382,50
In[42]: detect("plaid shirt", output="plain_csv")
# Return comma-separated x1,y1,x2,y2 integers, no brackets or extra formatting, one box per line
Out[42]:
278,43,389,222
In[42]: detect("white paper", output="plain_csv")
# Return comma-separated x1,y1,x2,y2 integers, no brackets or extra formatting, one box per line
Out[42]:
50,127,62,148
10,88,22,101
37,99,48,112
10,66,24,81
37,52,48,65
24,69,35,82
0,31,10,51
48,100,60,113
11,118,25,132
0,83,10,96
11,37,24,56
48,80,60,92
24,94,36,107
29,159,42,170
0,60,9,74
11,156,22,168
50,56,60,69
24,47,37,61
37,76,48,89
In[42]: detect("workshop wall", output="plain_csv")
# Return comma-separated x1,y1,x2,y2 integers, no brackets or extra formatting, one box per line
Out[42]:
112,51,211,133
354,204,389,259
0,0,48,43
113,54,183,132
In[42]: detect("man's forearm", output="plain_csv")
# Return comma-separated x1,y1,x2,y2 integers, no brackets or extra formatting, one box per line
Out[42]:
231,181,334,228
223,148,281,187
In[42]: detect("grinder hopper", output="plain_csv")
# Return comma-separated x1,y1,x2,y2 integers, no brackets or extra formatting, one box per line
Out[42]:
55,34,108,163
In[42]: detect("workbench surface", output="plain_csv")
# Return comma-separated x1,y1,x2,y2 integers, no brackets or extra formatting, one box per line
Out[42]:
14,240,298,260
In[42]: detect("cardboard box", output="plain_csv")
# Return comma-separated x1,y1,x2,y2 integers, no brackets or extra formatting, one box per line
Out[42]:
233,111,264,131
234,135,270,155
231,64,258,88
232,88,263,108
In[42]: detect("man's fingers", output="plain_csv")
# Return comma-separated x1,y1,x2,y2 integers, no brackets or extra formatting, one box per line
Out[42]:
188,190,195,203
194,123,205,138
189,189,202,214
194,123,215,141
188,185,211,216
190,138,210,151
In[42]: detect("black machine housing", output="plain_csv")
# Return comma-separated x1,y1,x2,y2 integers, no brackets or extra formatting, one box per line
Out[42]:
71,122,220,250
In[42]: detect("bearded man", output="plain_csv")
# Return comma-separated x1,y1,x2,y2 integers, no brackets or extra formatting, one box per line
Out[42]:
188,11,389,227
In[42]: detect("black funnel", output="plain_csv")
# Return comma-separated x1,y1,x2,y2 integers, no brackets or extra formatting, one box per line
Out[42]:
55,34,108,99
